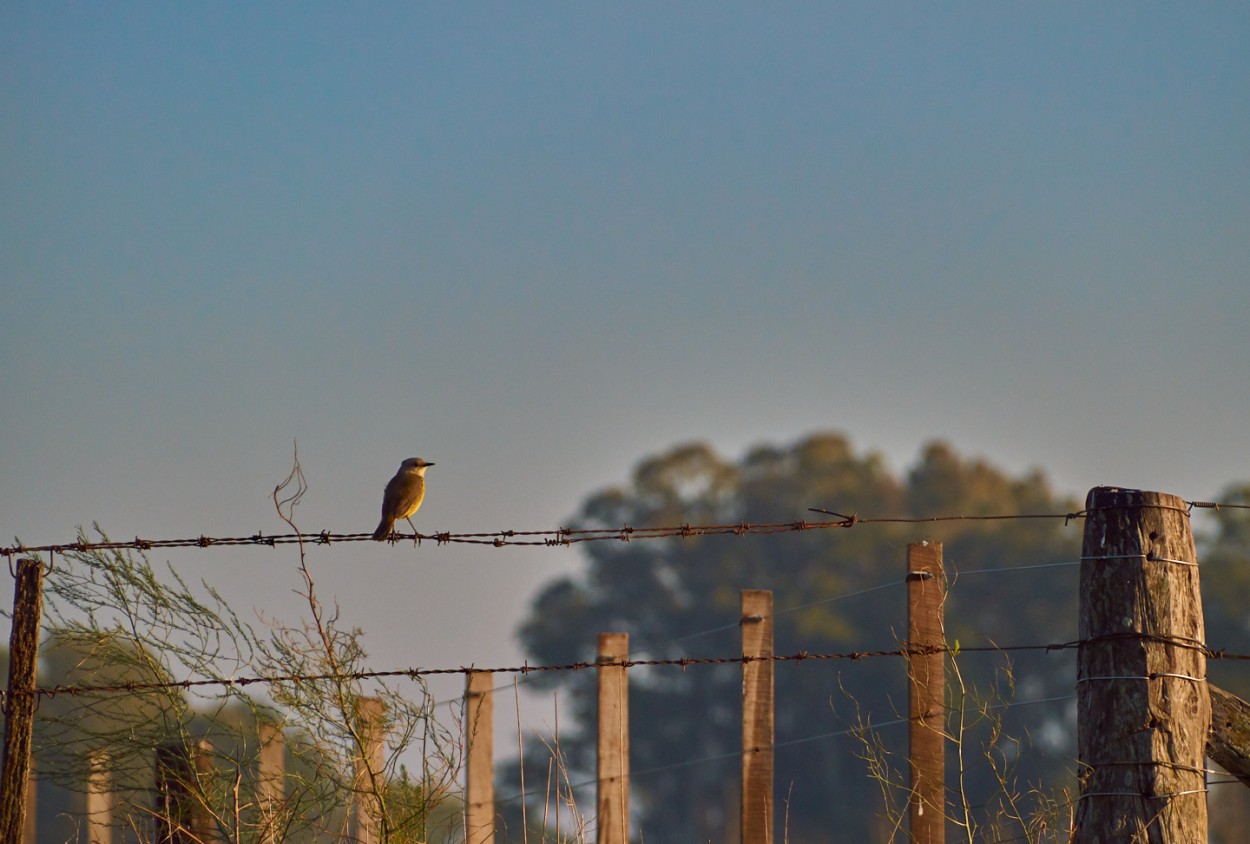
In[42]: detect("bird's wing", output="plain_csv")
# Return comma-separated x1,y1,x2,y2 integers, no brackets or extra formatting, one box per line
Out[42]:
384,473,426,520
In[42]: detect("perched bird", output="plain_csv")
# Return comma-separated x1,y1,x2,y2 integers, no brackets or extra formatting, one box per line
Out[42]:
372,457,435,541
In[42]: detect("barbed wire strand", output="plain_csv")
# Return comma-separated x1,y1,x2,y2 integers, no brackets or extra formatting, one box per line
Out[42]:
7,497,1245,560
9,639,1250,706
0,511,1074,560
6,518,858,558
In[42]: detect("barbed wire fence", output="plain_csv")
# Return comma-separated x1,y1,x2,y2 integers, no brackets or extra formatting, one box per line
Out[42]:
3,498,1249,842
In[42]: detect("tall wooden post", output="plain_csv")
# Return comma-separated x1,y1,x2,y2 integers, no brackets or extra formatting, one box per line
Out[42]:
907,542,945,844
464,671,495,844
1074,487,1208,843
740,589,774,844
353,697,387,844
1,559,44,844
155,739,215,844
256,722,284,844
155,742,190,844
596,633,630,844
87,750,114,844
193,741,218,842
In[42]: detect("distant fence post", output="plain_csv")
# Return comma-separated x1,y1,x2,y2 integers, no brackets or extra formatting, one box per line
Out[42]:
596,632,630,844
1074,487,1208,843
256,721,284,844
155,739,216,844
907,542,945,844
353,697,387,844
87,750,114,844
1,558,44,844
740,589,774,844
465,671,495,844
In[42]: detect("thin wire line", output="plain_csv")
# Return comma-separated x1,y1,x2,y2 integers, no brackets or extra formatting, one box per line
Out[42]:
423,555,1110,706
436,577,908,705
496,693,1077,804
638,577,904,656
954,560,1081,576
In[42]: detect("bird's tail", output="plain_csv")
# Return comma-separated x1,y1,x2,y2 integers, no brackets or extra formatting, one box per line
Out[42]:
372,517,395,541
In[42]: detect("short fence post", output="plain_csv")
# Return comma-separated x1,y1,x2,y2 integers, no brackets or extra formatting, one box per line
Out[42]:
596,632,629,844
465,671,495,844
87,750,114,844
1,558,44,844
907,541,945,844
256,721,284,844
740,589,774,844
155,739,215,844
1073,486,1208,843
353,697,387,844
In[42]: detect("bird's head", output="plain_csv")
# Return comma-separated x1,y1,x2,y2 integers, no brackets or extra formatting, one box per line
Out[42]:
402,457,434,472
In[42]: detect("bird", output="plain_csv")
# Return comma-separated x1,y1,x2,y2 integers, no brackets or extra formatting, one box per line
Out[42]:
372,457,435,541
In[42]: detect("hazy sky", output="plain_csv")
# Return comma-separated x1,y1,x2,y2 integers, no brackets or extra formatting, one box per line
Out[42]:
3,3,1248,723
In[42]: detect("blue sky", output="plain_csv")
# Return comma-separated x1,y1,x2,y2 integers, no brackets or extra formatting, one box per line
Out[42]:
3,3,1248,713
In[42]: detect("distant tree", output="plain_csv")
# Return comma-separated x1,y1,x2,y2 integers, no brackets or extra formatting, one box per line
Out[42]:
513,433,1087,842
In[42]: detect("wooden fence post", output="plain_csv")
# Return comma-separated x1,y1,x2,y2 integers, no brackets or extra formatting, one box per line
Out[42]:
353,697,387,844
597,632,630,844
1074,487,1208,843
155,739,216,844
907,542,945,844
741,589,774,844
87,750,114,844
256,721,284,844
465,671,495,844
1,558,44,844
1209,684,1250,787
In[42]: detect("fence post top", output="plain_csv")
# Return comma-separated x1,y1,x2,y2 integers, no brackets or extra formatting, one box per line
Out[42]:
1085,487,1188,512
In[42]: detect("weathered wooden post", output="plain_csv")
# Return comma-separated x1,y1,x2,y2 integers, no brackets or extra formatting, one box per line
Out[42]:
907,541,945,844
256,721,284,844
155,739,216,844
596,632,630,844
741,589,774,844
87,750,114,844
464,671,495,844
1074,487,1208,843
353,697,387,844
1,558,43,844
1208,685,1250,787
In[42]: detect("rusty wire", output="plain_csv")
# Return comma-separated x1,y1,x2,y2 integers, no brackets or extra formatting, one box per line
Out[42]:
6,495,1246,560
1,517,858,558
0,510,1061,560
6,639,1248,705
4,497,1244,559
